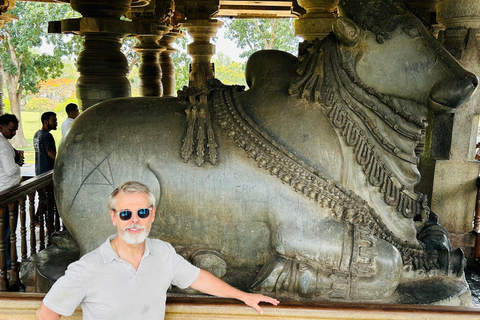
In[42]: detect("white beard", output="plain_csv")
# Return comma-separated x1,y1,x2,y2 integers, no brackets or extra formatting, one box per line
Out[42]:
120,223,149,245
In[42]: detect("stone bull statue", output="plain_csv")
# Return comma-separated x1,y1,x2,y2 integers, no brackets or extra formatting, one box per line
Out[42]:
53,0,477,303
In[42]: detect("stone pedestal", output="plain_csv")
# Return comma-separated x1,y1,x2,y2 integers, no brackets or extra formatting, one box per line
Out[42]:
294,0,339,41
182,19,223,90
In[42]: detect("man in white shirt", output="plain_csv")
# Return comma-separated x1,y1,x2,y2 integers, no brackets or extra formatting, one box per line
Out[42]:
0,113,24,270
0,113,23,192
60,103,79,137
37,181,279,319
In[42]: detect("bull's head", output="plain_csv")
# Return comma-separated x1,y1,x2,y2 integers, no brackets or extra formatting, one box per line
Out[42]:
335,0,478,113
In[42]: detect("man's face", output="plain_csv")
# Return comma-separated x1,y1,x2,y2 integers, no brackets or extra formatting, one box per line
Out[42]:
109,192,156,245
0,121,18,139
46,116,58,131
73,108,80,119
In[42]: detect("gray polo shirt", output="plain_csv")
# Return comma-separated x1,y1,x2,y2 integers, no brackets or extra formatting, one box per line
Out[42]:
43,235,200,320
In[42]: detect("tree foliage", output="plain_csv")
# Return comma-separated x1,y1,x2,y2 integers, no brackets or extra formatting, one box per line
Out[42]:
213,53,246,86
223,18,299,59
24,97,56,112
0,2,82,146
172,32,192,92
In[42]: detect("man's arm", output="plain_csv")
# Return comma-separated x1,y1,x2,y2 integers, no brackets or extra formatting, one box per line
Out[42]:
189,269,279,314
36,302,61,320
47,149,56,160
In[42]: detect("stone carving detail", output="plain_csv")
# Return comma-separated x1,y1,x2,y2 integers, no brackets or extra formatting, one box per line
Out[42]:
181,93,218,166
205,81,433,270
290,37,428,220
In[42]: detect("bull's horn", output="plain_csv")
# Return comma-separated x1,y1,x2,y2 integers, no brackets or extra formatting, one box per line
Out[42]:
333,17,362,47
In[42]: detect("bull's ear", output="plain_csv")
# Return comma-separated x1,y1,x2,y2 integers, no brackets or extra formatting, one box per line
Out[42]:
333,17,361,47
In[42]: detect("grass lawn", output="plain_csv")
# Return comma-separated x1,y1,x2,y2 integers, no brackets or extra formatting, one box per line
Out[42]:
15,111,67,164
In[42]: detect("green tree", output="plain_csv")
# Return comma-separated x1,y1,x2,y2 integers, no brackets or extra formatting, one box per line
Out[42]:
213,52,246,86
172,32,192,92
0,2,82,146
223,18,299,59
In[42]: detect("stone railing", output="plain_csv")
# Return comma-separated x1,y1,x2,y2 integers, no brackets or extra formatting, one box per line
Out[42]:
0,170,60,291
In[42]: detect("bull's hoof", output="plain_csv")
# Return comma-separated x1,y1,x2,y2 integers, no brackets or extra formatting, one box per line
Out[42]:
251,255,318,299
438,248,466,277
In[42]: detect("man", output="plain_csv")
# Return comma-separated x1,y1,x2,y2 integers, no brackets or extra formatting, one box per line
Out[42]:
60,103,79,137
0,113,23,192
37,181,279,319
34,111,57,175
0,113,24,270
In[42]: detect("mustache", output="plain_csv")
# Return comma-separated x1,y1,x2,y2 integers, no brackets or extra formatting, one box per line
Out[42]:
123,223,146,232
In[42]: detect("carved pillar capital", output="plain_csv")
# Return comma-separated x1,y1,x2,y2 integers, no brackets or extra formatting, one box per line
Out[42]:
182,19,223,89
436,0,480,60
70,0,132,19
294,0,339,41
51,0,157,110
437,0,480,30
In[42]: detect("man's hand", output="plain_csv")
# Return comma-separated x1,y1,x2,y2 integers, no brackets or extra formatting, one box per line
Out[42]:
14,149,24,167
239,292,279,315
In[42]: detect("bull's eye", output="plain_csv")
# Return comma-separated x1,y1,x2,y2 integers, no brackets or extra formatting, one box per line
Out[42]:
403,26,420,38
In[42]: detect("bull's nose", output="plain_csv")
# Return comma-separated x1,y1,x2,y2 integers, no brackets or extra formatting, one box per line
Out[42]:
428,72,478,112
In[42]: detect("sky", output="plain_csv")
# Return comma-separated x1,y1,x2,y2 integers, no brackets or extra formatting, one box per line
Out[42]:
214,25,246,63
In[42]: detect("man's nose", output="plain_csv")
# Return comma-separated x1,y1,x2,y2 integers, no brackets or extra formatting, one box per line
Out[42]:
130,212,140,223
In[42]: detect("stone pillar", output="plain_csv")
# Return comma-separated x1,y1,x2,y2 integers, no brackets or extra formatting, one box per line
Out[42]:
50,0,156,110
294,0,339,41
159,29,184,97
134,24,170,97
182,19,223,90
417,0,480,258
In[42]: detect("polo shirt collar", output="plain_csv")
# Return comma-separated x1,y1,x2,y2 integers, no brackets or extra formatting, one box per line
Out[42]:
100,234,153,264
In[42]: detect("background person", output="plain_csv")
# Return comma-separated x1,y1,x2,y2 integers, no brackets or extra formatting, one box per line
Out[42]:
61,103,79,137
36,181,279,320
0,113,24,270
0,113,24,192
34,111,57,175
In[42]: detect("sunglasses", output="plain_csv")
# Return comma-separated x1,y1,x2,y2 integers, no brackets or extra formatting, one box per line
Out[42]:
115,207,152,221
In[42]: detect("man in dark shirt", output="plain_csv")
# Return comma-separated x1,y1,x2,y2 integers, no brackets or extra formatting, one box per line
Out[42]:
34,111,57,175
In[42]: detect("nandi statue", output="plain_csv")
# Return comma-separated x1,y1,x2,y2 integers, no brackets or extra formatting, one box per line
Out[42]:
52,0,477,303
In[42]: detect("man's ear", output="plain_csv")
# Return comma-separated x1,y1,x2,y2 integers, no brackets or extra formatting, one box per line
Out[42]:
151,206,156,223
333,17,362,47
109,210,117,226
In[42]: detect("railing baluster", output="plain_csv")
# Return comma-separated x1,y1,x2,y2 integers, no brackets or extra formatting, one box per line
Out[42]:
0,170,56,291
54,202,61,232
28,192,36,256
38,188,46,251
0,206,7,291
46,186,55,246
8,201,19,283
19,197,27,262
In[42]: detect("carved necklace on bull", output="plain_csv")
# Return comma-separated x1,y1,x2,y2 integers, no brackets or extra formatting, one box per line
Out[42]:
179,40,440,272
